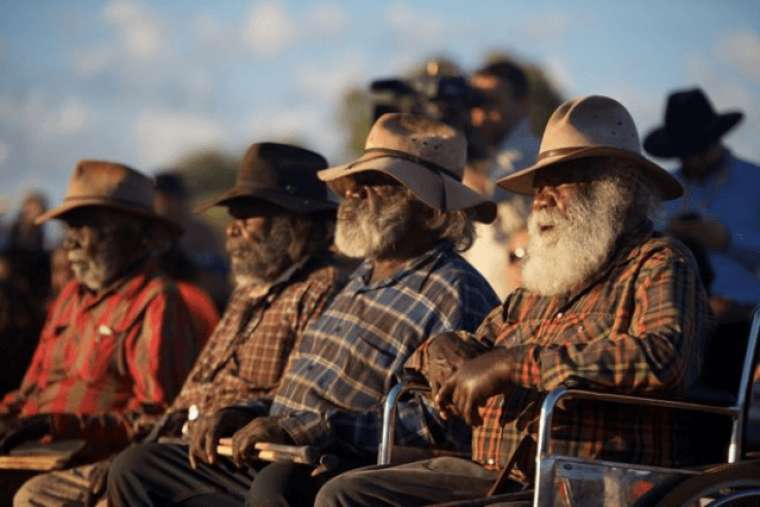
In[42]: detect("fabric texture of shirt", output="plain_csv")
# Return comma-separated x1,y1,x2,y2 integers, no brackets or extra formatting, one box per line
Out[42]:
665,152,760,304
170,254,343,417
269,242,499,456
414,224,711,482
0,266,200,442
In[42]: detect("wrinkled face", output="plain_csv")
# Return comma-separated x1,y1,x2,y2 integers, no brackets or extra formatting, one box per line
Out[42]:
332,171,418,259
225,200,296,287
61,208,146,291
469,74,519,147
521,161,629,296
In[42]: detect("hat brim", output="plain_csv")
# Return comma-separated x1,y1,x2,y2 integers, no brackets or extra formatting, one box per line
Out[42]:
194,187,337,215
318,154,496,224
35,198,182,235
644,112,743,158
495,146,684,201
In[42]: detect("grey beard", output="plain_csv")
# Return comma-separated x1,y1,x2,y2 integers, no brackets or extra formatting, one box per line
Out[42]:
334,191,414,259
522,179,628,296
228,217,294,287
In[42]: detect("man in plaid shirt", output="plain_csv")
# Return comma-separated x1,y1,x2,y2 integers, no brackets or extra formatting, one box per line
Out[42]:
109,114,500,506
316,96,712,506
16,144,345,506
2,161,201,504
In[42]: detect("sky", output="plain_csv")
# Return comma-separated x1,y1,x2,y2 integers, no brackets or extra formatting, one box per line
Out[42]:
1,0,760,215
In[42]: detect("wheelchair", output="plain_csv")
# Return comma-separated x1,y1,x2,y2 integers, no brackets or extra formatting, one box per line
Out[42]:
377,305,760,506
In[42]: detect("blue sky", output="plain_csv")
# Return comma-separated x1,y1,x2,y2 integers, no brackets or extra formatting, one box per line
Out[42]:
1,0,759,215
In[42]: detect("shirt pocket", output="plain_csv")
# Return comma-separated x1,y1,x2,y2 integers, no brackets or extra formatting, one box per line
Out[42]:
544,311,616,347
76,327,125,383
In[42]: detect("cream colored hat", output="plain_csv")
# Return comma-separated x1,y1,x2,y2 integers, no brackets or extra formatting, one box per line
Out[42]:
318,113,496,223
497,95,683,200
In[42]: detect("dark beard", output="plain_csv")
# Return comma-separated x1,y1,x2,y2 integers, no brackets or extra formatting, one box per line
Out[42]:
227,217,294,286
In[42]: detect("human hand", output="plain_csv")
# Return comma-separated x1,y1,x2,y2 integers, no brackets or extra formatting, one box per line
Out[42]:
230,416,293,467
0,414,52,453
669,216,730,251
424,332,485,398
435,350,512,427
186,408,252,469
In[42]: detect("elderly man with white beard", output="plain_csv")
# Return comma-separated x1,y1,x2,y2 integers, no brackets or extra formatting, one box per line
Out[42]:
164,113,500,507
315,96,712,507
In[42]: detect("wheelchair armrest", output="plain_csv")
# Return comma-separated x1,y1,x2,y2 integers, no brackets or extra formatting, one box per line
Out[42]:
378,374,432,465
216,438,338,474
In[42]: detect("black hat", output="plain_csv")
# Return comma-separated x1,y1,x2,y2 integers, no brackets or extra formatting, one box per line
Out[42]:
196,143,337,214
644,88,743,159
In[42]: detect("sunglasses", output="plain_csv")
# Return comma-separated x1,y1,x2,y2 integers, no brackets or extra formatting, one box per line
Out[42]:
508,246,526,265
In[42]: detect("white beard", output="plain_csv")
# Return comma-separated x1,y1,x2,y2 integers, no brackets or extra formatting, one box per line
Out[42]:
334,189,413,259
522,178,630,296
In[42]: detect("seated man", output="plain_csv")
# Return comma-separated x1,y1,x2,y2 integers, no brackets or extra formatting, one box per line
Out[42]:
316,96,711,506
15,143,345,506
1,161,201,502
107,113,501,506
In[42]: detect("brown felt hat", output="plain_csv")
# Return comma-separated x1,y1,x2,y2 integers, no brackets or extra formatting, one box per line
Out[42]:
497,95,684,200
317,113,496,223
35,160,181,232
196,142,336,214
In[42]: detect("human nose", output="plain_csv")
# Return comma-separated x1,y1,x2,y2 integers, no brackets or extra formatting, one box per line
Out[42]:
532,185,558,212
226,219,243,238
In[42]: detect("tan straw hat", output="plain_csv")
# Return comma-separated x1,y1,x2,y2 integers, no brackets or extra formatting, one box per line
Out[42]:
36,160,180,232
497,95,683,200
318,113,496,223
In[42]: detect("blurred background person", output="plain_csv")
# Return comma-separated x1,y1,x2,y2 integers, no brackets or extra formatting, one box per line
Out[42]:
644,88,760,314
8,192,47,254
154,171,230,311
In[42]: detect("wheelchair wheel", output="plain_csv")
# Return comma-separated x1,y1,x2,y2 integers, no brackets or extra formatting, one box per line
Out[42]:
654,462,760,507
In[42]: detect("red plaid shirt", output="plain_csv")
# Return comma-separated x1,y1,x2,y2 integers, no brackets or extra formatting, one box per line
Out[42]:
416,224,711,481
0,266,200,441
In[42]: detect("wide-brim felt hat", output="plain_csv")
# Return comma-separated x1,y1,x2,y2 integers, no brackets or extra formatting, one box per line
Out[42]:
196,142,337,214
497,95,683,201
643,87,743,159
317,113,496,223
36,160,182,234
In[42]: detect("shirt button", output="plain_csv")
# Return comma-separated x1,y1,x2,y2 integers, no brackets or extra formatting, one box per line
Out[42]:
487,458,496,465
555,312,564,319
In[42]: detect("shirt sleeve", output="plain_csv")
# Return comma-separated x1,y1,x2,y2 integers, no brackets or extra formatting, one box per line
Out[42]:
498,247,710,394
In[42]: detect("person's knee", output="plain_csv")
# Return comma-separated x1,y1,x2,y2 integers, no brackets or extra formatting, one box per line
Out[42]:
14,473,50,507
315,472,367,507
108,443,158,488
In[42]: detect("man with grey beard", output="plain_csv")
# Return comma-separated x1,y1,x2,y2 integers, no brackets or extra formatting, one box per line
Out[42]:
109,113,499,507
105,143,346,507
4,161,200,506
316,96,712,506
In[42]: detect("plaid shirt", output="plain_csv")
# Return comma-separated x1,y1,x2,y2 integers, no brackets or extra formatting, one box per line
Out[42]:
0,266,200,440
421,223,710,481
270,242,499,455
170,255,342,416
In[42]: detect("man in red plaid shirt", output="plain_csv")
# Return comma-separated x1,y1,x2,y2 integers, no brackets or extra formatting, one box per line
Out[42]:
316,96,712,506
0,160,201,502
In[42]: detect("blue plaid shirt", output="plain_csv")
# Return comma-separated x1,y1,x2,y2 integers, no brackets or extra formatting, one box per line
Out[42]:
269,241,499,455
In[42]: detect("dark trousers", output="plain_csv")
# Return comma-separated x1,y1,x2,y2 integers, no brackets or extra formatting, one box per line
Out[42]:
107,442,256,507
107,442,334,507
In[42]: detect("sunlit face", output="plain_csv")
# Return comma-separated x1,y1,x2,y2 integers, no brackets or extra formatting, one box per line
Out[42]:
332,171,418,259
529,166,589,242
61,208,145,291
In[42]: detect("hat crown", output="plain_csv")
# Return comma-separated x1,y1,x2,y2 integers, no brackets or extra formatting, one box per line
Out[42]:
237,142,329,200
665,89,716,137
364,113,466,179
66,160,154,211
539,95,641,156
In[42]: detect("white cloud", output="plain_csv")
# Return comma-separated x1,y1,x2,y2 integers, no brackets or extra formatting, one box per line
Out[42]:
0,96,91,138
72,46,117,77
103,0,164,61
295,51,367,101
543,58,576,94
135,110,226,168
307,2,348,35
242,0,297,57
715,31,760,83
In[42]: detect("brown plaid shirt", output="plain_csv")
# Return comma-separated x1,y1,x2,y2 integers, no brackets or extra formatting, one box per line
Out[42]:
169,254,342,416
414,223,711,481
